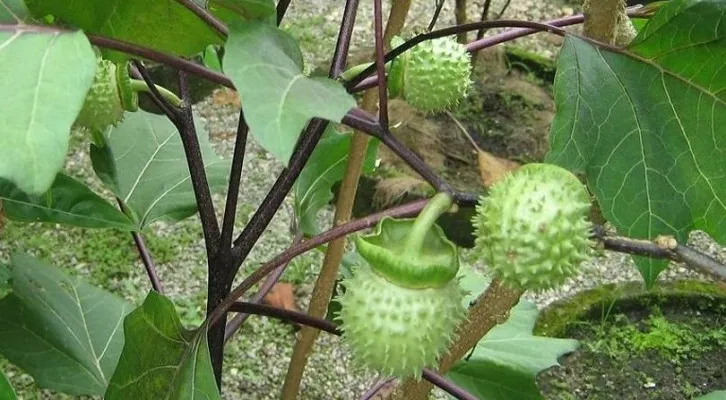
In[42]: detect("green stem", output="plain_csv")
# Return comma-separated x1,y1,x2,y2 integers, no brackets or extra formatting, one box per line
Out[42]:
403,192,454,257
339,61,391,82
129,79,183,107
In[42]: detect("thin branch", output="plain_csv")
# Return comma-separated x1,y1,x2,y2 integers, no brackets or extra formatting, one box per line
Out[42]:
87,34,235,89
219,112,249,251
360,379,397,400
208,198,429,327
345,20,568,91
276,0,292,26
474,0,493,41
228,119,329,279
228,301,342,335
116,199,163,293
174,0,228,37
226,301,478,400
593,226,726,281
421,369,478,400
224,232,304,342
132,60,180,122
330,0,361,78
176,72,221,256
373,0,389,128
427,0,446,31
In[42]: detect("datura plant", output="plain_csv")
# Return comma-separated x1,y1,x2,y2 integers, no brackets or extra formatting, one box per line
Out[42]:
388,36,473,113
335,194,468,379
472,163,595,291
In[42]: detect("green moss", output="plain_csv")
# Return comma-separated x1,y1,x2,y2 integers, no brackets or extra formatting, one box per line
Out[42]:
534,280,726,337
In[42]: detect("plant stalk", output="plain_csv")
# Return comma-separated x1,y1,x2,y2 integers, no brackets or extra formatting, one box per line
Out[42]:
403,193,454,257
280,1,411,398
391,278,524,399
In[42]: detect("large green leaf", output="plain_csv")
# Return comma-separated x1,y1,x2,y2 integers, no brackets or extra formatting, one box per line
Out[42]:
294,127,378,235
0,173,134,230
0,26,96,195
0,369,16,400
223,22,357,164
546,0,726,285
93,110,229,229
0,0,29,22
0,253,131,396
447,301,579,400
696,391,726,400
201,0,276,24
25,0,222,62
105,291,221,399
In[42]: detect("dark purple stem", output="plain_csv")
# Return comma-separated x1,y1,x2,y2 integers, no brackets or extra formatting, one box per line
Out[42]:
421,369,478,400
227,119,328,280
359,379,397,400
373,0,388,128
219,112,249,251
174,0,228,37
225,0,362,284
427,0,446,31
276,0,292,25
224,301,478,400
208,198,429,327
176,72,221,256
132,60,180,121
223,232,304,342
330,0,361,78
116,199,164,293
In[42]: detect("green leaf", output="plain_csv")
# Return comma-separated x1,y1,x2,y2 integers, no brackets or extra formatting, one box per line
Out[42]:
223,22,357,164
206,0,276,23
546,0,726,285
94,111,230,229
0,27,96,195
294,127,378,235
0,173,135,230
0,253,131,396
25,0,222,62
0,263,9,299
0,369,16,400
105,291,221,400
447,301,579,400
0,0,29,22
695,390,726,400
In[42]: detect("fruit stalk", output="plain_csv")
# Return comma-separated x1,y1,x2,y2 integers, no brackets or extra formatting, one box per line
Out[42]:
129,79,183,107
403,192,455,257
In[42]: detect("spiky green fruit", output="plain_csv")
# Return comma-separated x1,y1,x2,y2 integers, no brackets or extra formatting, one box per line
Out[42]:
335,217,467,379
336,264,466,379
389,36,472,113
75,57,127,133
472,163,594,291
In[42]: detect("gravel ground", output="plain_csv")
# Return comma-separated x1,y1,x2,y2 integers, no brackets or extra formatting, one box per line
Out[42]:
2,1,725,400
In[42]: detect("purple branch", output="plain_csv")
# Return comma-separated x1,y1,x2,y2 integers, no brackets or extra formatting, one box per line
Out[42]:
219,112,249,251
132,60,180,121
421,369,478,400
224,232,304,342
174,0,229,37
330,0,361,78
276,0,292,26
373,0,389,128
116,199,164,293
208,198,429,327
427,0,446,31
225,301,478,400
176,72,221,257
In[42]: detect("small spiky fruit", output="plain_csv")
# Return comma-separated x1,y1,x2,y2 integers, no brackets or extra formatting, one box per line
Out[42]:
75,57,126,133
335,217,467,379
389,36,472,113
336,265,466,379
472,163,594,291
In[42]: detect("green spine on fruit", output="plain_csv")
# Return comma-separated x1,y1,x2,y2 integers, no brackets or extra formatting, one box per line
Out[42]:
472,163,594,291
74,57,126,133
388,36,472,113
335,207,467,379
